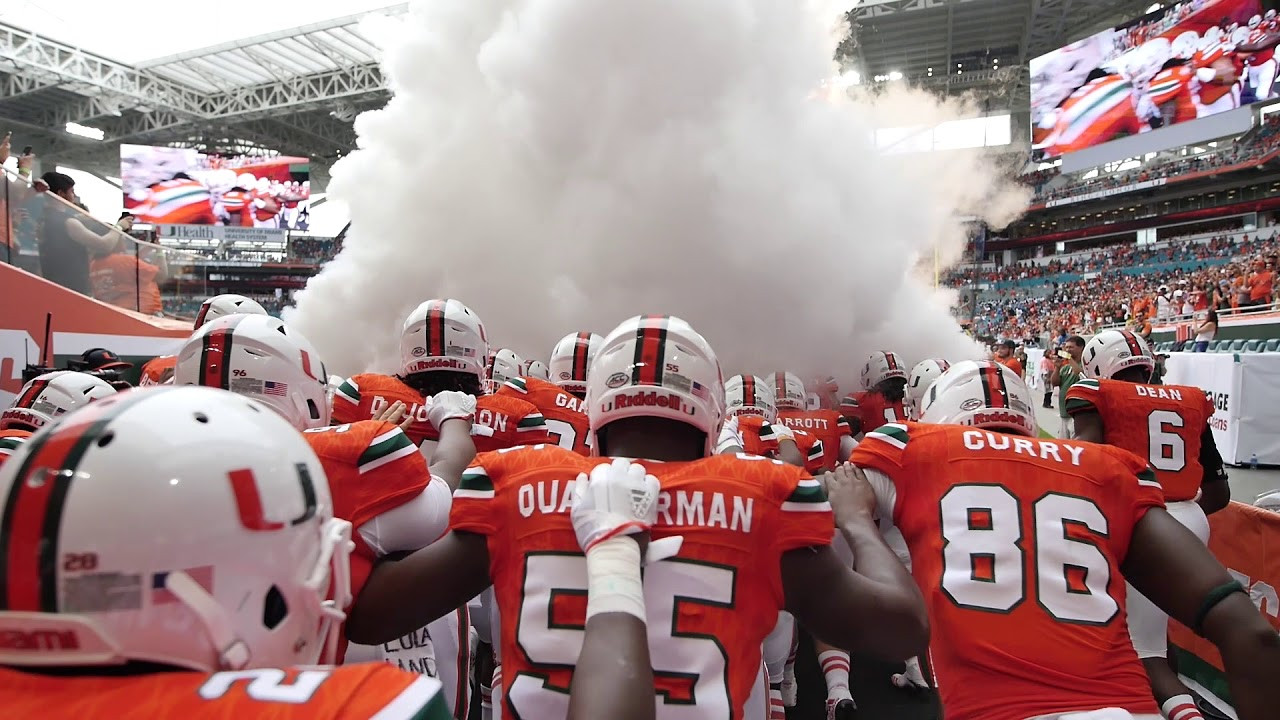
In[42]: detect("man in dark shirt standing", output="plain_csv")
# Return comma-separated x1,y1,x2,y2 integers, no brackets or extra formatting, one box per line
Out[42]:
37,171,123,295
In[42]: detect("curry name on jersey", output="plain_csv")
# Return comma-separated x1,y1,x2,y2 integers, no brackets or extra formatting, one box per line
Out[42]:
850,422,1164,720
449,445,835,720
1065,378,1215,502
496,376,590,455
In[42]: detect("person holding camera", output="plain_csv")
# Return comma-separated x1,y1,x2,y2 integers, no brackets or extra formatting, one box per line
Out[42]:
1049,335,1085,438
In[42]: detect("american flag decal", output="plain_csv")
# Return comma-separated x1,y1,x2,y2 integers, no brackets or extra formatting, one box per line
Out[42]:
263,381,288,396
690,381,710,400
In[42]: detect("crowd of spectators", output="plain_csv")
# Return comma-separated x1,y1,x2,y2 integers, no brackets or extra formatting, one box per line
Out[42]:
165,294,290,320
957,231,1280,344
1023,114,1280,204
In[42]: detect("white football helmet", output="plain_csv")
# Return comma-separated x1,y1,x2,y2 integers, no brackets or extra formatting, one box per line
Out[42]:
861,351,908,390
920,360,1038,436
549,331,604,396
908,358,952,400
0,386,352,672
486,348,525,393
1250,14,1262,29
724,374,777,422
1082,329,1155,381
400,299,489,379
194,294,268,330
0,371,116,432
174,314,330,430
1173,31,1201,61
770,372,806,411
524,359,550,381
586,315,725,456
804,393,821,411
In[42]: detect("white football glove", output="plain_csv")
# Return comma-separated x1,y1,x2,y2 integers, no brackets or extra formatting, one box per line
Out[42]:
715,414,745,454
571,458,659,553
428,390,476,429
773,422,796,443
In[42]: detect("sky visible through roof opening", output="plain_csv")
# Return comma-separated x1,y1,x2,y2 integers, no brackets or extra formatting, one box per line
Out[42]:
0,0,399,65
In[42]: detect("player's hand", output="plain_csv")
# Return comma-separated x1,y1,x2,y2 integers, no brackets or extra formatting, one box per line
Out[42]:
715,414,744,454
570,458,660,553
428,390,476,429
822,462,878,524
373,400,410,428
773,423,796,443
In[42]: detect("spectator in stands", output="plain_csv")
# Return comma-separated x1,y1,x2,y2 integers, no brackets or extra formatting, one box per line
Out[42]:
993,339,1024,377
1049,336,1084,439
36,172,132,295
1248,259,1274,307
1193,306,1219,352
89,213,168,316
1038,352,1055,408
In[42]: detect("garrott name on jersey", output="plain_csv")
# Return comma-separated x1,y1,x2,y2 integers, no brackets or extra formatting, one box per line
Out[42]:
1134,386,1184,400
519,480,754,533
0,628,79,650
602,391,696,416
780,416,830,430
554,393,585,412
961,430,1086,466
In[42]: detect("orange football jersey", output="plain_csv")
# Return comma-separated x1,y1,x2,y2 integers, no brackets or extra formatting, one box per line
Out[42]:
1066,378,1215,502
735,414,781,457
841,391,907,434
139,355,177,386
451,447,834,720
791,429,826,474
332,374,434,445
0,428,31,469
469,394,551,453
0,664,450,719
851,422,1164,720
302,419,431,594
495,376,590,455
777,409,850,471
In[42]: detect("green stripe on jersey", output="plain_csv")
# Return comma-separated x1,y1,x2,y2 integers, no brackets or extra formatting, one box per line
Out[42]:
785,479,828,505
517,414,545,429
357,429,416,472
1065,397,1097,413
1136,467,1162,489
0,437,24,453
505,377,528,393
1073,378,1100,392
870,423,909,445
459,468,494,492
335,379,361,404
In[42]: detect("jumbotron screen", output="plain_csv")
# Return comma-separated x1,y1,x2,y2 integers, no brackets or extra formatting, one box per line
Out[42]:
120,144,311,230
1030,0,1267,161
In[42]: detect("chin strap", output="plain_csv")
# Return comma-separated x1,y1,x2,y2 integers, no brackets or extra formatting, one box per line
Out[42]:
166,570,251,670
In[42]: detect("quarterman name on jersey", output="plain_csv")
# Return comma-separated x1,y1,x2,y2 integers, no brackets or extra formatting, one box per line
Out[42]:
962,430,1086,466
519,480,754,533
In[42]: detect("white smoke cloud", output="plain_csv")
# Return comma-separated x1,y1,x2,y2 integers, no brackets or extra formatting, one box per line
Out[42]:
287,0,1029,388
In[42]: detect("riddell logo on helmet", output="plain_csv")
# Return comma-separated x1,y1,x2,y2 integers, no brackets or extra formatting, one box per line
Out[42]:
604,390,696,416
405,358,469,373
970,410,1032,431
0,628,79,650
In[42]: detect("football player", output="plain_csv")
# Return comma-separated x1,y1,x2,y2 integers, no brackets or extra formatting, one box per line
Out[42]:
0,385,453,718
1068,330,1231,720
174,314,478,717
497,348,592,456
547,331,604,400
777,373,855,466
849,361,1280,720
842,352,910,436
141,293,272,387
523,359,550,381
770,372,827,473
333,299,550,453
906,358,951,420
346,314,928,720
485,349,524,394
0,371,117,468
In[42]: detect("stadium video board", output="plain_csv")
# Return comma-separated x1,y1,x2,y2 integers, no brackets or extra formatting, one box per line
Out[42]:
1030,0,1267,161
121,144,311,231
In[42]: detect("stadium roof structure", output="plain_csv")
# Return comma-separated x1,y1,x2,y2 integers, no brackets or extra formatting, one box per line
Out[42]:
1,0,1170,179
0,4,406,180
846,0,1170,104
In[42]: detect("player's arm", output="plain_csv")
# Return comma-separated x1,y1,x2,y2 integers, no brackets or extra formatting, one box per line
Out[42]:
715,415,744,455
776,438,805,467
427,391,478,491
1197,424,1230,516
568,460,661,720
345,530,492,644
782,465,929,660
1123,507,1280,720
1070,409,1104,443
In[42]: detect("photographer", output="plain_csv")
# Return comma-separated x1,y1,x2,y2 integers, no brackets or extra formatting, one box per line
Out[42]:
89,213,169,315
1048,335,1085,438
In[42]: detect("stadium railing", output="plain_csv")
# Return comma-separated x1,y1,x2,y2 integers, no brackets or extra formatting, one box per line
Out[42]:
2,165,208,320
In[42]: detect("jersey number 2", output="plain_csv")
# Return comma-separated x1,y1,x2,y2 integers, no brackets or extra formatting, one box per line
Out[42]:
512,553,735,718
199,669,331,703
939,484,1118,625
543,419,577,452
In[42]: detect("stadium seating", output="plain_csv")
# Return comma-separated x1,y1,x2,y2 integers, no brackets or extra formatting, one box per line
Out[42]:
1266,339,1280,353
1244,339,1263,353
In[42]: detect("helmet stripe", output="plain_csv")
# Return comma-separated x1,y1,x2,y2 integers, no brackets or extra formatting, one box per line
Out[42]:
631,315,669,386
742,376,756,408
0,391,150,611
15,378,50,409
193,300,212,330
199,314,249,390
981,364,1008,409
571,332,591,382
885,353,898,371
426,300,448,358
1120,331,1145,358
